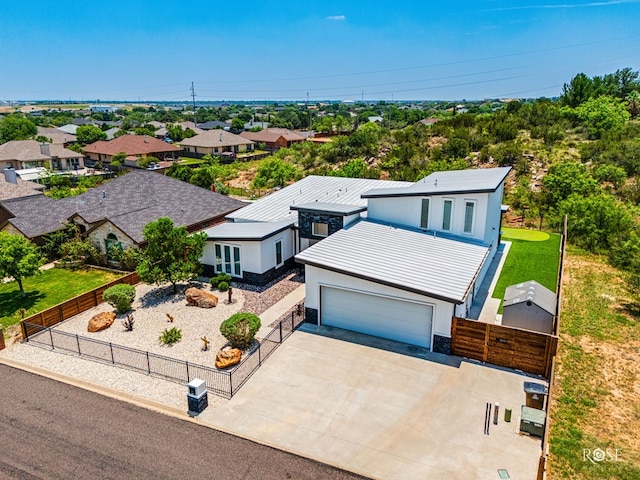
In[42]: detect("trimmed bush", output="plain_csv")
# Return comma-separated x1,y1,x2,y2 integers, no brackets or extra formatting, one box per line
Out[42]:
220,312,261,350
210,272,232,289
217,281,229,292
159,327,182,345
102,284,136,314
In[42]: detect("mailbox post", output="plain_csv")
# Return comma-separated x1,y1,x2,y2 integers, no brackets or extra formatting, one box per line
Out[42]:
187,379,208,417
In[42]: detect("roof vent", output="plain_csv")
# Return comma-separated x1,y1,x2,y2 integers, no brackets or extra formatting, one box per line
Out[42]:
3,166,17,184
434,179,438,187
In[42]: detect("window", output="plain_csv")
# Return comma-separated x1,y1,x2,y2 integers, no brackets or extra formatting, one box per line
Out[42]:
420,198,430,229
275,240,283,267
464,201,475,234
215,244,242,277
442,200,453,231
312,222,329,237
105,233,122,260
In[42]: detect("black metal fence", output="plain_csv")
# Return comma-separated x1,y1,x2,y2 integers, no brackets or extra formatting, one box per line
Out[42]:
23,301,306,399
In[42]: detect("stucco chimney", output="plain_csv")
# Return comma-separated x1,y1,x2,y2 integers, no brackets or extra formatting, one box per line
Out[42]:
40,142,50,156
3,167,18,184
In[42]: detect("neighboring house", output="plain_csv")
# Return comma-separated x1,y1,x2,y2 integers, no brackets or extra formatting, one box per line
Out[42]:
240,128,305,151
367,116,383,124
0,167,44,201
104,127,120,140
295,167,511,353
419,118,440,126
90,105,117,113
201,176,411,284
83,134,181,166
180,130,255,158
57,124,79,135
502,281,556,334
199,120,231,131
0,170,246,256
36,126,77,146
0,140,84,172
243,121,270,130
154,121,205,140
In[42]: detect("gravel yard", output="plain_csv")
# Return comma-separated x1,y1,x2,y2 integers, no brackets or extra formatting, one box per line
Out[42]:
0,270,304,409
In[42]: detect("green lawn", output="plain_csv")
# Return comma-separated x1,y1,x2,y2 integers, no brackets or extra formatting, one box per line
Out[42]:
0,268,122,329
492,227,562,312
548,248,640,479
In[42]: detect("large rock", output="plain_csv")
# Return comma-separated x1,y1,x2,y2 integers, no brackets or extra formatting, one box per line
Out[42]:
88,312,116,333
185,288,218,308
215,347,242,369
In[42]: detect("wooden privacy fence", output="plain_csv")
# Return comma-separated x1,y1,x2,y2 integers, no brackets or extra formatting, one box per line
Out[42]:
451,317,558,378
20,271,140,339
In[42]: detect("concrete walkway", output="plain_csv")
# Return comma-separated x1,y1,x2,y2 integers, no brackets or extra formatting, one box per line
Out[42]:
1,260,56,284
256,285,305,338
468,241,511,324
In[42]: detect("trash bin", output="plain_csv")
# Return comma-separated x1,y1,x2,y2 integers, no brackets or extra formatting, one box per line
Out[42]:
187,379,208,416
524,381,547,410
504,408,512,423
520,406,546,437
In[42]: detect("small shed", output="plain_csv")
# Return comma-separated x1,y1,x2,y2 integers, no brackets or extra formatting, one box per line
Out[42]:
502,281,556,334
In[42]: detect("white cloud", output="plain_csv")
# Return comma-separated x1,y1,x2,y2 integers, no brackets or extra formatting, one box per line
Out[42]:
326,15,346,21
485,0,640,11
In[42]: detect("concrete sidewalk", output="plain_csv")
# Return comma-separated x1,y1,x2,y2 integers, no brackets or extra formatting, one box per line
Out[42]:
256,284,305,338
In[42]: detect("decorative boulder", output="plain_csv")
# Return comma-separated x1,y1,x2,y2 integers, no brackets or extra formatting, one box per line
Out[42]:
88,312,117,333
215,347,242,369
185,288,219,308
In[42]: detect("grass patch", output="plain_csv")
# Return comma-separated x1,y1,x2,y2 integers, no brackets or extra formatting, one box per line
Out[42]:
0,267,122,329
548,250,640,479
492,227,561,312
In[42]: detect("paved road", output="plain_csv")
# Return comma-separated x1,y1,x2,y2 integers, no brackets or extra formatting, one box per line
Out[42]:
0,364,366,480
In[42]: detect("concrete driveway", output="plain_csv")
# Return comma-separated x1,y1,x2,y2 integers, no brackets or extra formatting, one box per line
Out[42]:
200,329,544,480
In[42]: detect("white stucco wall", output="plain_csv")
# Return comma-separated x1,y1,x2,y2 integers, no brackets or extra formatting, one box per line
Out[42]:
258,229,295,272
304,265,456,343
367,192,491,243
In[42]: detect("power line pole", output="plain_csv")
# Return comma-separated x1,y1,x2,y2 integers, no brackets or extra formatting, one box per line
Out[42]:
190,82,197,126
306,91,311,130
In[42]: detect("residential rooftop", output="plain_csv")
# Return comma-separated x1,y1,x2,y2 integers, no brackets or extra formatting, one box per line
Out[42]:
227,175,412,223
295,219,490,304
362,167,512,198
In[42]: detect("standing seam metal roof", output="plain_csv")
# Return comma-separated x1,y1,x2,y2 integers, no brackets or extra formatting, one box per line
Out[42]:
227,176,412,223
295,219,490,304
362,167,511,198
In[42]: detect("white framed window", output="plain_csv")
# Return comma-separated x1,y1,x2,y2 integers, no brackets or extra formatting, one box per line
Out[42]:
275,239,283,267
420,198,430,229
464,200,476,234
442,199,453,231
214,243,242,277
312,222,329,237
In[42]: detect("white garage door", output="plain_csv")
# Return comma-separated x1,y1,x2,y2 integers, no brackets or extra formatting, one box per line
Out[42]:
320,287,433,348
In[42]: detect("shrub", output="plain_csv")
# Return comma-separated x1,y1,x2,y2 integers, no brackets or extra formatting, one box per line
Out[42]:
220,312,261,350
217,281,229,292
210,272,232,288
103,284,136,313
122,313,135,332
159,327,182,345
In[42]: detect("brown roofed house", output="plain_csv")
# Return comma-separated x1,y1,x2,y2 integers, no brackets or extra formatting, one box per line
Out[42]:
0,170,246,258
239,128,305,151
83,134,181,167
0,140,84,172
180,130,255,158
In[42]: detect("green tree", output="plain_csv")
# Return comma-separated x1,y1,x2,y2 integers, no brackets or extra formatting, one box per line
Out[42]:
574,95,630,139
561,73,595,107
252,157,298,189
554,193,634,252
110,151,127,166
0,115,37,143
165,164,193,182
541,161,598,208
230,117,245,131
0,232,45,298
136,218,207,294
76,125,107,145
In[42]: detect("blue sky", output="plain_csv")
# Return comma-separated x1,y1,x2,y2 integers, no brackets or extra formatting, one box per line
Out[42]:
1,0,639,101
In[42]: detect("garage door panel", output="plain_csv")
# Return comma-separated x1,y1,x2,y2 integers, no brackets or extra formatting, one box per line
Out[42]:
321,287,432,348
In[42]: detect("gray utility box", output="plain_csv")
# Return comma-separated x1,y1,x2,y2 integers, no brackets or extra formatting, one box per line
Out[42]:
187,379,208,416
524,381,548,410
520,406,546,438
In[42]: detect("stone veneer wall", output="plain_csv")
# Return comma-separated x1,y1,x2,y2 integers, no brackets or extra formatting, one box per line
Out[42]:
433,334,451,355
297,211,344,240
88,222,135,254
202,258,296,286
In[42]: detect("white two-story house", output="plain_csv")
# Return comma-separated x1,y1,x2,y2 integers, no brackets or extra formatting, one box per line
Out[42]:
295,167,511,354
